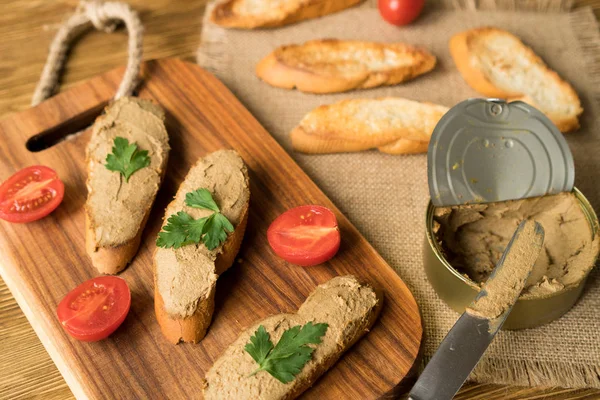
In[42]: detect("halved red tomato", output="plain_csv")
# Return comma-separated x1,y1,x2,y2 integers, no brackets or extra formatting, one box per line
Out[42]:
0,165,65,223
57,276,131,342
267,205,341,266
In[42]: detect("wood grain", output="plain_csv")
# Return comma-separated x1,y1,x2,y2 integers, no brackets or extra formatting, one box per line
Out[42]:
0,58,422,399
1,1,599,399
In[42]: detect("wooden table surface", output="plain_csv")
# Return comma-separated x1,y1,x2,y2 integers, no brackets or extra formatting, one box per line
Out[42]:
1,1,599,399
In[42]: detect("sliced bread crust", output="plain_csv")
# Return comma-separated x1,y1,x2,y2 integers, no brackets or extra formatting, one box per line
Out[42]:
256,39,436,93
290,97,448,154
154,207,248,344
449,27,582,132
210,0,362,29
377,138,429,154
154,149,250,344
85,97,170,275
203,275,383,399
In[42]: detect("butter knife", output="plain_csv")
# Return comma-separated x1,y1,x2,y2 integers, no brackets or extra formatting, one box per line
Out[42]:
408,219,545,400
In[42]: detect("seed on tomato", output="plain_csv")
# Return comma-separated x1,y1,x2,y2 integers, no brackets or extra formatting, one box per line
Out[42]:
0,165,65,223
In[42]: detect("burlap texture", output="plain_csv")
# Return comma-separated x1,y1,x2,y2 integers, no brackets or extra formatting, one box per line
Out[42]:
198,0,600,389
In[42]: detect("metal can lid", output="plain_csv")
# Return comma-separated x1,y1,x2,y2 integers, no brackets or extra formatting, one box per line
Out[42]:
428,99,574,207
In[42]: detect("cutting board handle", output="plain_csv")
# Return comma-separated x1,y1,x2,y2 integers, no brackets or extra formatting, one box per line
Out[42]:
25,100,109,152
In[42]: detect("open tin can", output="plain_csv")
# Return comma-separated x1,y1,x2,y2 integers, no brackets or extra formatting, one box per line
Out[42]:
423,99,600,330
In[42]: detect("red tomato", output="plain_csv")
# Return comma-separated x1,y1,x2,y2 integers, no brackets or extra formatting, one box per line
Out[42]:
0,165,65,223
378,0,425,26
267,205,341,266
57,276,131,342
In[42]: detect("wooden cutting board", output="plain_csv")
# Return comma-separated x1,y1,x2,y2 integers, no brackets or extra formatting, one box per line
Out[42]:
0,58,421,399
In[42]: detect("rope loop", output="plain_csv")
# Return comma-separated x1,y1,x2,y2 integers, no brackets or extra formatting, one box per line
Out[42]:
82,1,118,32
32,1,143,106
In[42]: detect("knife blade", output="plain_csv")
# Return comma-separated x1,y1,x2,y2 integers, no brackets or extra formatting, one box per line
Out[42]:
408,220,545,400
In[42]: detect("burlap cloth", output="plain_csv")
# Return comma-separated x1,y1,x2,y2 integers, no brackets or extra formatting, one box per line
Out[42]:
197,0,600,389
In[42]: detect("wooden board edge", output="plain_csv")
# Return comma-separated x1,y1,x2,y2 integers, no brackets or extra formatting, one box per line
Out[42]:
0,258,90,399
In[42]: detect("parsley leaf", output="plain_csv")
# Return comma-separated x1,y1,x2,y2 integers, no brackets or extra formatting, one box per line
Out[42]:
244,325,274,365
203,213,234,250
156,188,234,250
186,188,220,212
245,322,329,384
156,212,207,249
105,137,151,182
266,348,313,383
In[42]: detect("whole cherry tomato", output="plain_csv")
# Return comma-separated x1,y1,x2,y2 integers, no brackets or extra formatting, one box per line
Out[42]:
378,0,425,26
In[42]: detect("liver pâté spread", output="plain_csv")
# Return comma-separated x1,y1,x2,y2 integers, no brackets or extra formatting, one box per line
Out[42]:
466,220,544,320
433,192,599,299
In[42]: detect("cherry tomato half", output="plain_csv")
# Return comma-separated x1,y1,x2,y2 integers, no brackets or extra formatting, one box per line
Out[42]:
57,276,131,342
378,0,425,26
0,165,65,223
267,205,341,266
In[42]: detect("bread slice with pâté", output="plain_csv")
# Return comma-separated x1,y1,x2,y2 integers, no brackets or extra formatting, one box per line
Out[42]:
85,97,170,275
291,97,449,154
203,275,383,399
210,0,363,29
449,27,582,132
256,39,436,93
154,149,250,344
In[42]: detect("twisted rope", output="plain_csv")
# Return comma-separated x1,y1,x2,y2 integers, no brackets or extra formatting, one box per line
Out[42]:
32,1,143,106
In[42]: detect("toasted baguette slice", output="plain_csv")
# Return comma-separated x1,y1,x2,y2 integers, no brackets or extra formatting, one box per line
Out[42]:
154,150,250,344
210,0,362,29
449,27,582,132
256,39,436,93
203,275,383,399
291,97,448,154
85,97,170,274
377,138,429,154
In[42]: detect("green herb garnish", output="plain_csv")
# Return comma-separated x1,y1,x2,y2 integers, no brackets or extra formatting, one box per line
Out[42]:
245,322,328,384
185,189,220,212
105,137,150,182
156,188,234,250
